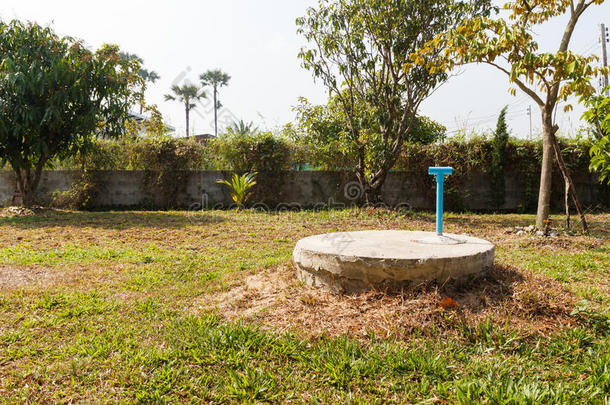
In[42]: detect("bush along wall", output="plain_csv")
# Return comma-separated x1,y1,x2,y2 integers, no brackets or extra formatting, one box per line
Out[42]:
41,135,608,211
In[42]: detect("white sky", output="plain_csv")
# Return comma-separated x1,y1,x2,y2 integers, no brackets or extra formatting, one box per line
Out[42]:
1,0,609,138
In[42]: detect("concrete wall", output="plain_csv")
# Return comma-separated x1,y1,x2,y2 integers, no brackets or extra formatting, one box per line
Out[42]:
0,170,608,211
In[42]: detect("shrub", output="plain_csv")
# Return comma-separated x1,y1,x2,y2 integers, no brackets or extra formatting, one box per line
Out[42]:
213,130,291,172
58,137,216,171
128,137,214,171
217,172,257,209
51,171,104,210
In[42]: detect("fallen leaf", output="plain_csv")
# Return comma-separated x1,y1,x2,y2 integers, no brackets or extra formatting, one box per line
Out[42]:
439,297,458,309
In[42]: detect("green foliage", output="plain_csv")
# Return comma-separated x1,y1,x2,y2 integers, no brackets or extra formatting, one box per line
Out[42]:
581,89,610,184
200,70,231,91
291,96,446,171
394,137,595,212
58,137,215,172
51,171,104,210
490,106,510,209
128,137,212,171
0,20,140,205
128,137,216,208
119,52,160,113
297,0,491,201
124,104,170,139
217,172,257,209
590,136,610,184
228,120,259,136
214,130,291,172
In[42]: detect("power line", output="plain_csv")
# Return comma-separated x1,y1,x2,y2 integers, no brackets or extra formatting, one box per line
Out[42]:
578,41,598,55
438,107,528,125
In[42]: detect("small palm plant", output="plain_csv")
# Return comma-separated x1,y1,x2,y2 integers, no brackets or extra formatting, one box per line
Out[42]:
217,173,257,209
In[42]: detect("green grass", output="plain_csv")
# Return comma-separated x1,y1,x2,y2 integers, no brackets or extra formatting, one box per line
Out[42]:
0,209,608,403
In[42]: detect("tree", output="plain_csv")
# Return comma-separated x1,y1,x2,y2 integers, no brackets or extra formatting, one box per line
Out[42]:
0,20,140,206
490,106,509,209
164,84,205,138
297,0,491,203
291,96,446,170
120,52,160,114
581,88,610,184
419,0,608,230
200,69,231,137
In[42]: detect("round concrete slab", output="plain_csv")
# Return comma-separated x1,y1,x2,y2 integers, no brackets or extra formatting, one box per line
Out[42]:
293,230,495,293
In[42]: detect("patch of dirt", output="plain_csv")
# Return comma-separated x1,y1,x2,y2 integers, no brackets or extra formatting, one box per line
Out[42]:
197,264,580,341
0,266,58,290
517,236,606,253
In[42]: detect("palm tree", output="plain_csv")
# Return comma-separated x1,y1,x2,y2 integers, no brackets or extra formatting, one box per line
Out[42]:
200,69,231,136
119,52,161,114
229,119,258,135
164,84,205,137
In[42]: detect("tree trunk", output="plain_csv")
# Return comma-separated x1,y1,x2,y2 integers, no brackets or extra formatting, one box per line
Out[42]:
185,107,190,138
549,127,588,232
536,110,554,229
139,83,145,115
14,164,44,207
565,179,571,230
213,86,218,137
355,169,388,206
364,186,382,205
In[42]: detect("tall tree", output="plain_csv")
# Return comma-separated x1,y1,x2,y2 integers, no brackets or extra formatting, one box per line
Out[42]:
164,84,205,138
418,0,608,230
0,20,140,206
200,69,231,137
120,52,160,114
490,106,509,209
297,0,491,203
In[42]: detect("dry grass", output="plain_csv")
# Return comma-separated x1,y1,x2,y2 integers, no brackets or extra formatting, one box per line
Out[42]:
202,263,578,342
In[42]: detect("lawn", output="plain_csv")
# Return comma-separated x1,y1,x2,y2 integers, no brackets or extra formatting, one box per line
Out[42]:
0,208,608,403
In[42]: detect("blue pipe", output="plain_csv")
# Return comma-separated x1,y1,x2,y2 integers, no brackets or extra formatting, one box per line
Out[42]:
428,167,453,236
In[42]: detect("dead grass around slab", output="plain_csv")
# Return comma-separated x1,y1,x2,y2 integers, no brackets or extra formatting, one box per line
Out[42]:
200,262,579,342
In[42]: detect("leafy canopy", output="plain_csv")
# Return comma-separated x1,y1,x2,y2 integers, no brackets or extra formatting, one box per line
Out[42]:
164,84,205,109
291,96,446,170
297,0,491,196
0,20,140,173
200,69,231,90
415,0,608,110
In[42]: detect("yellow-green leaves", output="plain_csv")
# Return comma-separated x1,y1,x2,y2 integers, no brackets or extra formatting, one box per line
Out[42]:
412,0,607,110
217,173,258,209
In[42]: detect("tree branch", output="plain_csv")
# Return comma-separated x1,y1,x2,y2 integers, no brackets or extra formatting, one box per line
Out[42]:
483,61,545,106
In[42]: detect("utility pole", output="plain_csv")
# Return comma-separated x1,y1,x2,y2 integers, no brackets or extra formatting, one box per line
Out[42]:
601,23,609,95
527,105,532,138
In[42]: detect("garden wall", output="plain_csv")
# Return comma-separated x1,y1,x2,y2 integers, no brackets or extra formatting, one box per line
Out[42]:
0,169,608,211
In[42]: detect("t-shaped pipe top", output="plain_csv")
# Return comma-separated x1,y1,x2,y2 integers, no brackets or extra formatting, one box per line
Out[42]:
428,167,453,177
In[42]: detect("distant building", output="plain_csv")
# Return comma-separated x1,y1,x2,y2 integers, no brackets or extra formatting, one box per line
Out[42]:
191,133,216,143
127,111,175,136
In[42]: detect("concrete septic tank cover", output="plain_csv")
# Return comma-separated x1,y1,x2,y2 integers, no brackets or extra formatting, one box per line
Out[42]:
293,231,495,293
